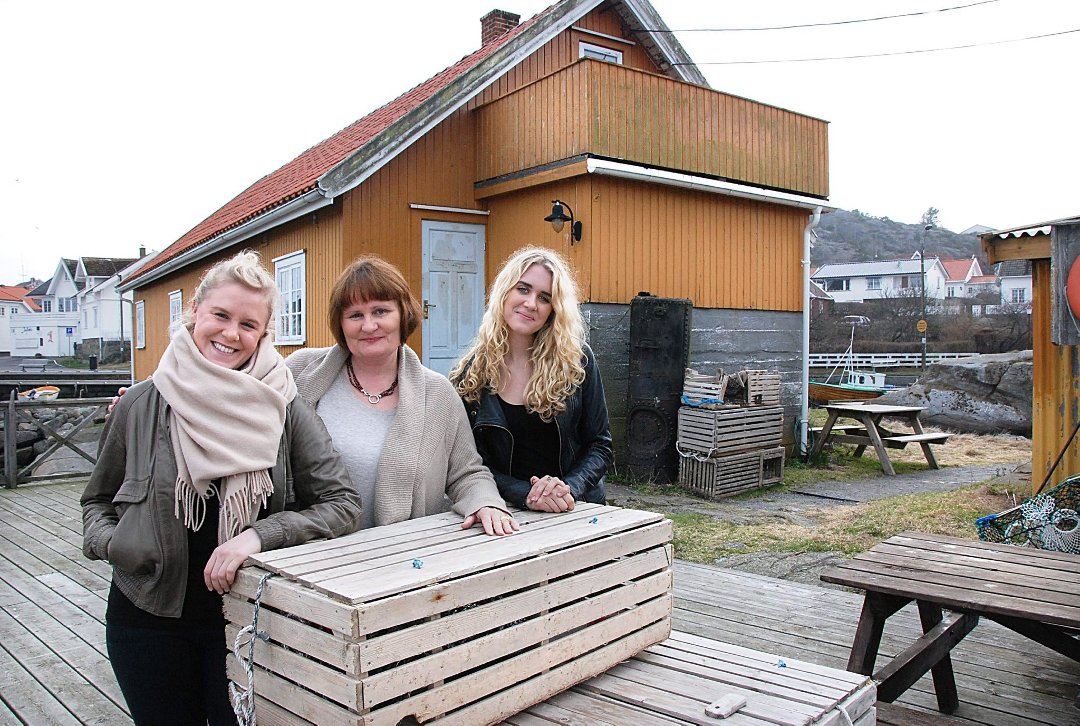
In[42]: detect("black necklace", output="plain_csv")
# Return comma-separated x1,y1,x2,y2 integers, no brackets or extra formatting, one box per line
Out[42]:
346,357,399,404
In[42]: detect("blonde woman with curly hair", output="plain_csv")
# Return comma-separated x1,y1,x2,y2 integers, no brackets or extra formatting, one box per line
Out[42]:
452,246,612,512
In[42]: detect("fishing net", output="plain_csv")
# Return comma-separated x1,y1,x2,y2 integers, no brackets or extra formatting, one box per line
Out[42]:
975,475,1080,553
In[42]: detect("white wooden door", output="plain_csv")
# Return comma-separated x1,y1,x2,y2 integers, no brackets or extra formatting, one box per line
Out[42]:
421,221,485,376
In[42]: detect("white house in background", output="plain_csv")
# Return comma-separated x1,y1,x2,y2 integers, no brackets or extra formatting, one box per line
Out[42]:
941,255,999,299
996,259,1034,306
0,286,38,355
17,260,83,357
12,254,145,358
78,252,154,362
810,254,949,303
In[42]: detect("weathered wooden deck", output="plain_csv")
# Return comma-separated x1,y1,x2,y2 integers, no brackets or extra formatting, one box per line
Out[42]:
1,480,1077,725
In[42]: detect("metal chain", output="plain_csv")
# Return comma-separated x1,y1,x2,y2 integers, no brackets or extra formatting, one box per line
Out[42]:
230,572,275,726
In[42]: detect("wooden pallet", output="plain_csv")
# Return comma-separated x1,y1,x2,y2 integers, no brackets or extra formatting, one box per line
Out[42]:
225,504,673,725
745,370,782,407
677,406,784,457
678,446,785,499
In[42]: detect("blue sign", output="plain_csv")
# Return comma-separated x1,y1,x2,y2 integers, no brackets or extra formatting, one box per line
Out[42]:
66,327,73,335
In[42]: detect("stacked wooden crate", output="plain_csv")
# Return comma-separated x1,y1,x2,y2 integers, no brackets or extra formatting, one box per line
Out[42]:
225,504,672,725
677,369,784,499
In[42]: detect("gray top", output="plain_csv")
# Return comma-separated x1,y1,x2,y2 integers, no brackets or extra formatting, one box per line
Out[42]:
317,368,395,529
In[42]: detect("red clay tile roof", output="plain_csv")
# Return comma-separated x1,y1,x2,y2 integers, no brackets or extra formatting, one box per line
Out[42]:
130,13,542,285
968,275,997,284
941,258,975,282
0,286,29,302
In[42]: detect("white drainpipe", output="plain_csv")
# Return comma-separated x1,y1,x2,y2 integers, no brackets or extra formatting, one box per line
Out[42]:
801,206,823,457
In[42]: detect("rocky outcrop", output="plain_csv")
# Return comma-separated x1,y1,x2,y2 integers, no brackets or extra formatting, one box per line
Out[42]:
877,350,1032,435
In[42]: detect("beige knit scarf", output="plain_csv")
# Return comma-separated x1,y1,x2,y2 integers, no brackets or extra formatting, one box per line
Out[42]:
153,326,297,544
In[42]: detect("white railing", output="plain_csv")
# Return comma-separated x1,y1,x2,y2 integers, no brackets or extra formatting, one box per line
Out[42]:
809,352,978,369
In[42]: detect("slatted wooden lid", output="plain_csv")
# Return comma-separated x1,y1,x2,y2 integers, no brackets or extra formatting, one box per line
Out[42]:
248,503,667,604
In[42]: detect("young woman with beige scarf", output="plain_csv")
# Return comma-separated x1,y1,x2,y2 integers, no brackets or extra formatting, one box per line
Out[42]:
82,251,362,725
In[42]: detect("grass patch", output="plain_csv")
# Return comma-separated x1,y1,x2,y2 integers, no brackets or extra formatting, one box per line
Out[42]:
663,482,1014,564
55,357,89,369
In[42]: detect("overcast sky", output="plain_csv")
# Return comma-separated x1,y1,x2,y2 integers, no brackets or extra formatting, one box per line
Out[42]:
3,0,1077,283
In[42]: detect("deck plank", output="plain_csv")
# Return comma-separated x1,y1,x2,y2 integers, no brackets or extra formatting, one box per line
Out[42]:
0,481,1077,725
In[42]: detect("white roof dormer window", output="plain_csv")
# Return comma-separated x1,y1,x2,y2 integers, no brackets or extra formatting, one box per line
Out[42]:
579,41,622,65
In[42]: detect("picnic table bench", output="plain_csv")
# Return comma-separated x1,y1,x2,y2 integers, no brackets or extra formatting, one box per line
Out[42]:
821,531,1080,714
810,403,951,475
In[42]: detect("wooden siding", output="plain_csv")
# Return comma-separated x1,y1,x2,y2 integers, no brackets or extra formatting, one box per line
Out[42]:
1031,259,1080,491
475,61,829,198
485,175,808,311
131,206,343,380
468,6,661,111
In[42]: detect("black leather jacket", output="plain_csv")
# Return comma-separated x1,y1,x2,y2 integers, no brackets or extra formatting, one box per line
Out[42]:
461,344,613,508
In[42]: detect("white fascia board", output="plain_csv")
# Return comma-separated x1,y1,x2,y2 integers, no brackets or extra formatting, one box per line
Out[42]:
118,189,332,293
587,158,833,212
619,0,708,86
318,0,602,200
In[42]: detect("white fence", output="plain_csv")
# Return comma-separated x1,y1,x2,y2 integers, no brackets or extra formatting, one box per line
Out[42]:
809,352,978,369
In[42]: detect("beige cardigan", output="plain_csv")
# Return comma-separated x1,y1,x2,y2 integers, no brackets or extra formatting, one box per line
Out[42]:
285,345,507,526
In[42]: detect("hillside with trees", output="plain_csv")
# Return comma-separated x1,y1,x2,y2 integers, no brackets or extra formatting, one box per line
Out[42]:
809,209,1031,354
812,209,988,267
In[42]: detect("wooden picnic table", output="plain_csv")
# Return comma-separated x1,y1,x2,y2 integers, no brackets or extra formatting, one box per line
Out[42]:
821,531,1080,714
810,402,951,475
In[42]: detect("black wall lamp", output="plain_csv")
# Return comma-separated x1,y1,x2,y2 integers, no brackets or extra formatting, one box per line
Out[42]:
544,199,582,244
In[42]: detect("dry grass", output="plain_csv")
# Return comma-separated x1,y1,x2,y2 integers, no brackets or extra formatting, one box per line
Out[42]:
888,427,1031,467
670,482,1016,564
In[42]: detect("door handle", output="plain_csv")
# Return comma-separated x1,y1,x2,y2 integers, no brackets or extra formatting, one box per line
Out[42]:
423,300,437,320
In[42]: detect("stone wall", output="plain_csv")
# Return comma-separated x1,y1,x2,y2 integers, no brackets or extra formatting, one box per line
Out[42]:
584,303,803,463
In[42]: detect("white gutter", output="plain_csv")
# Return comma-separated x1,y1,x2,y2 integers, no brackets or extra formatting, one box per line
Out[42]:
586,158,833,211
118,189,333,292
801,206,822,457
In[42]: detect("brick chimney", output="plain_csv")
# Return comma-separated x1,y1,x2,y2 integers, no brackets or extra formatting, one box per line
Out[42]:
481,9,520,46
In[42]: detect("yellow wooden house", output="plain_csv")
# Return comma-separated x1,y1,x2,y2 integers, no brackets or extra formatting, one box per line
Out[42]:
121,0,831,455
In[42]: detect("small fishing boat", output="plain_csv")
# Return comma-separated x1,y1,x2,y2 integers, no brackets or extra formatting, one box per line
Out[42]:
810,317,901,405
809,371,890,405
17,385,61,401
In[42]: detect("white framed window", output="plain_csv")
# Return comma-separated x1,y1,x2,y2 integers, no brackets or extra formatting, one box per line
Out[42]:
135,301,146,349
579,41,623,64
168,290,183,325
41,299,52,312
273,250,306,345
1010,288,1026,304
866,277,881,290
824,279,850,292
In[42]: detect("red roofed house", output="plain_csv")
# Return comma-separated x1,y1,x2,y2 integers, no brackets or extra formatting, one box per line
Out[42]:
942,255,998,301
0,286,38,355
120,0,831,458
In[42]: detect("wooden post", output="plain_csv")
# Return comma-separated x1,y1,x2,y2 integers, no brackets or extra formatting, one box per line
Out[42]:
5,391,16,488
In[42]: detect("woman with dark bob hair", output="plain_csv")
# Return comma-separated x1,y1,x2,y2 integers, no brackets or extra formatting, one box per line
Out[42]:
83,250,362,724
285,255,517,535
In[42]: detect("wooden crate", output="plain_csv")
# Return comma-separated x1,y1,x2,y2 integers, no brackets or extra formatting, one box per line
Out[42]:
509,630,876,725
677,405,784,457
225,504,673,725
745,370,782,406
682,368,729,408
678,447,785,499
